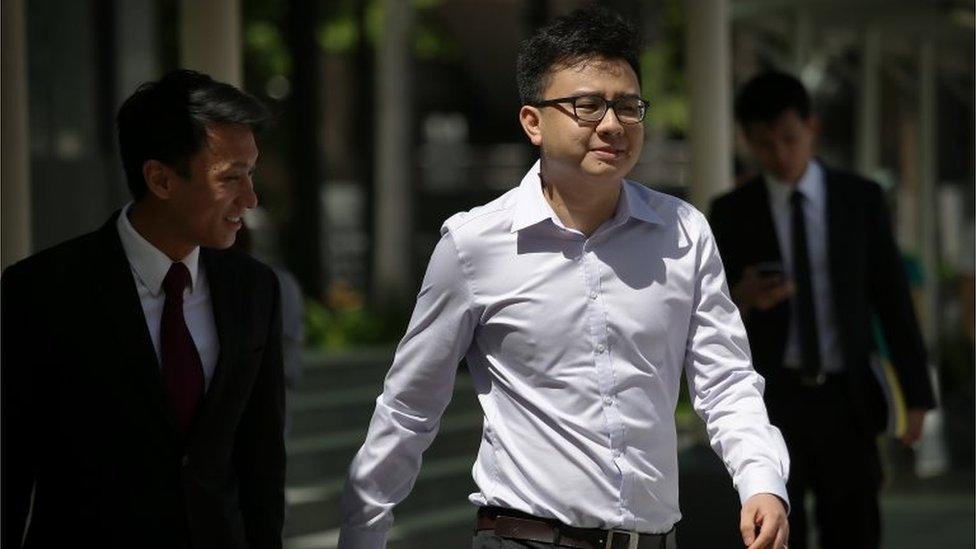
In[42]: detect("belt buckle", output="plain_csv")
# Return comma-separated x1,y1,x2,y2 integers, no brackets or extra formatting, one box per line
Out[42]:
800,372,826,387
607,530,639,549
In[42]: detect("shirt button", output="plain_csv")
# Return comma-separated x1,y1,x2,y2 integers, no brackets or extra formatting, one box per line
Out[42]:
596,344,606,353
604,396,612,405
589,291,598,300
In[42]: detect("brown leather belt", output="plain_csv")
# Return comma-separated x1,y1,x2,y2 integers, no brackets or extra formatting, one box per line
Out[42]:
475,506,672,549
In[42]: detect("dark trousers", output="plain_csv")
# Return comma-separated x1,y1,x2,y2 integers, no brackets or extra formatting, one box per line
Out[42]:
472,531,553,548
766,372,882,549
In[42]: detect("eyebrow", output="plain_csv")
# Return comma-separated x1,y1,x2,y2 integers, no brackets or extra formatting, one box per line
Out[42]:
568,90,642,99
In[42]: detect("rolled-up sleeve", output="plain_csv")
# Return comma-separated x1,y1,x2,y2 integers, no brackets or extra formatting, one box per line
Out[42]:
338,229,480,548
682,214,791,510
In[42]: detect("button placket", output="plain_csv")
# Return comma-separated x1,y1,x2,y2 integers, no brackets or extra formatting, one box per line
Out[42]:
581,240,624,472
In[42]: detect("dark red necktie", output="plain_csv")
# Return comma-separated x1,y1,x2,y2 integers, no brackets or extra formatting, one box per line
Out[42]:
161,262,205,433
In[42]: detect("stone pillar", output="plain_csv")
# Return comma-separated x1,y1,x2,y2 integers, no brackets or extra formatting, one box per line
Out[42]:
855,26,882,177
686,0,732,210
915,38,947,479
792,8,813,73
180,0,242,86
372,0,414,309
2,0,32,268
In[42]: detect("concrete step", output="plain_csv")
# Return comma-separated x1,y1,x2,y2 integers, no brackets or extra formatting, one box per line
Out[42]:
284,454,477,536
286,410,482,486
290,376,476,438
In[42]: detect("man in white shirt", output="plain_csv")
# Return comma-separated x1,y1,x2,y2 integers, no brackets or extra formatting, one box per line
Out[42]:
2,70,285,548
339,7,790,549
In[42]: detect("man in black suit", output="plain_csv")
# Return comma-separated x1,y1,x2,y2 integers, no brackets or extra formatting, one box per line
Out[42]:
2,70,285,548
710,71,936,548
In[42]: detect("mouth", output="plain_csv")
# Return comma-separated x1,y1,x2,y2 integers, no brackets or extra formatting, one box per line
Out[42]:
224,215,243,226
591,146,626,161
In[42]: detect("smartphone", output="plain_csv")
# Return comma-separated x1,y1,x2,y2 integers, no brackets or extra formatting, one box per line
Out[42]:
755,261,784,277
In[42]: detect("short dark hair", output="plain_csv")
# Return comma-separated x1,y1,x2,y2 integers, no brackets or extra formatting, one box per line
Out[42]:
734,71,811,128
516,6,641,106
116,69,270,200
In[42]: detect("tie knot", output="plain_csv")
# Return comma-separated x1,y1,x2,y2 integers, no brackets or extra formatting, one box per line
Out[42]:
162,262,191,299
791,189,804,205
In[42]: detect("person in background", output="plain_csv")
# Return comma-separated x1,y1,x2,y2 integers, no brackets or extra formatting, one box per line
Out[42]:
338,7,790,549
709,70,937,549
2,69,286,548
233,219,305,435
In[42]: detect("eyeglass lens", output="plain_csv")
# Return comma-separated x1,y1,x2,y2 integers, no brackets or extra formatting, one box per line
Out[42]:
574,96,645,123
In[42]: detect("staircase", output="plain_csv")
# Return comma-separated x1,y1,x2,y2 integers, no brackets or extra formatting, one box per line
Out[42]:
283,349,482,549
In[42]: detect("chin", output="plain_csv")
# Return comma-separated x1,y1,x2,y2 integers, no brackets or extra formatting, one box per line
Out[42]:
204,234,237,250
585,160,632,180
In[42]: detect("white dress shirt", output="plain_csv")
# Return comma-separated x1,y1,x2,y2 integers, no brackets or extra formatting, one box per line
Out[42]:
338,161,789,548
116,204,219,389
764,160,843,372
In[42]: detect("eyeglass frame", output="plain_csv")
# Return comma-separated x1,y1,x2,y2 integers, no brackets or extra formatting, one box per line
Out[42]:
530,94,650,124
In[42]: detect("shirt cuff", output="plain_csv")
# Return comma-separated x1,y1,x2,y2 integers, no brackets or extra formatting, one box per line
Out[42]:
337,526,390,549
736,468,790,514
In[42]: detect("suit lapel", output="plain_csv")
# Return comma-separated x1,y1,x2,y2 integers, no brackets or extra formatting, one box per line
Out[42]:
746,177,791,366
94,213,182,440
824,166,852,328
190,249,240,441
740,176,784,265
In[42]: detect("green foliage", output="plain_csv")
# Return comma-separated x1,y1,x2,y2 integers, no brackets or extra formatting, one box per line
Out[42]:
316,0,455,59
641,47,687,134
305,299,404,349
246,20,291,76
319,16,358,52
639,0,688,136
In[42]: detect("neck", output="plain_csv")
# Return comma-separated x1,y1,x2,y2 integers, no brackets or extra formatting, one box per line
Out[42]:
128,200,195,262
540,167,621,237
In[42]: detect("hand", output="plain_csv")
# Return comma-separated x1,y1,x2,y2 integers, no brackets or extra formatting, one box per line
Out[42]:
900,408,927,445
740,493,789,549
731,266,794,317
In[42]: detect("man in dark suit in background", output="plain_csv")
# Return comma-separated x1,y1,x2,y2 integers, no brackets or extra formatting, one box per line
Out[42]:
2,69,285,548
709,71,937,548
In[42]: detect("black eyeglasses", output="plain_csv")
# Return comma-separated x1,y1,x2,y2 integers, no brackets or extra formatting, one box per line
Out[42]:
531,94,649,124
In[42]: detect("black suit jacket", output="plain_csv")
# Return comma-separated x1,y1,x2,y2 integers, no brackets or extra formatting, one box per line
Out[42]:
709,166,936,435
1,213,285,548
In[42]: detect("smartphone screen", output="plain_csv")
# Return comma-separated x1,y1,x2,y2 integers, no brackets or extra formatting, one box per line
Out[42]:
755,261,784,277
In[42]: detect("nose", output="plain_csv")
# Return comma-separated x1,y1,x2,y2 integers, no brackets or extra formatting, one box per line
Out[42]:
772,143,792,171
239,176,258,209
596,107,625,136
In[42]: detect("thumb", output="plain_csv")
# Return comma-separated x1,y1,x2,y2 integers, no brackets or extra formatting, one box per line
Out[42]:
740,508,757,546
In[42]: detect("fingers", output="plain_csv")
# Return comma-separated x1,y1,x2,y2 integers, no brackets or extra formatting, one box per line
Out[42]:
900,429,921,446
739,504,758,546
901,409,926,445
746,519,776,549
773,523,789,549
756,283,793,310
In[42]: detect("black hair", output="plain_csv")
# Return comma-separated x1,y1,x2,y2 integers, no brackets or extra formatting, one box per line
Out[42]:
116,69,270,201
734,71,811,128
516,6,641,106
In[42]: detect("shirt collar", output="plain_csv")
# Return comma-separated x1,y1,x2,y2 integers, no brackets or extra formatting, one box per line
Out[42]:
116,202,201,297
510,160,664,233
510,160,554,232
619,179,665,226
764,159,824,205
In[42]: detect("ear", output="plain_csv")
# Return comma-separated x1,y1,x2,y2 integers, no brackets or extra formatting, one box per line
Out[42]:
142,159,178,200
519,105,543,147
807,114,822,139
